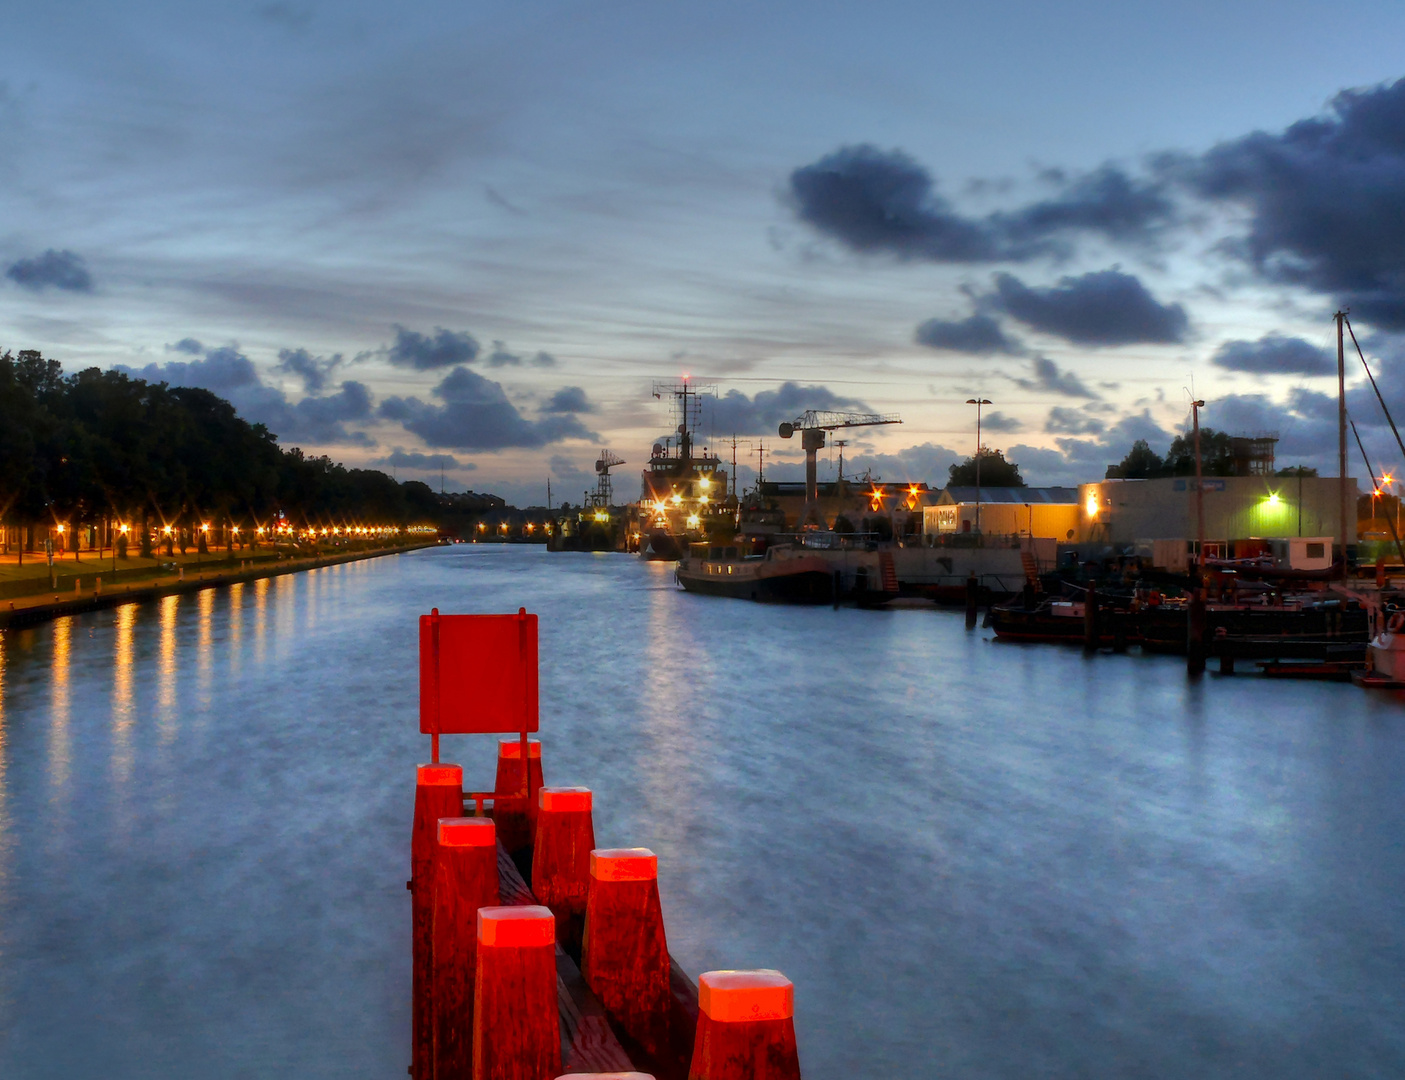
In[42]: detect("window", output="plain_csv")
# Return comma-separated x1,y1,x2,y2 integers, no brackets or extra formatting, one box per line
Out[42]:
1306,542,1325,558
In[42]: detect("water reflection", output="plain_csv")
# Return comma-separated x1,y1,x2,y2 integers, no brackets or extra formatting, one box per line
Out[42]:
228,582,244,677
254,576,269,665
111,604,137,786
157,594,179,745
49,619,72,797
197,587,215,712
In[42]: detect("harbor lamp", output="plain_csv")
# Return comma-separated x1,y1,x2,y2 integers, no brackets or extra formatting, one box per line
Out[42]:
965,398,992,533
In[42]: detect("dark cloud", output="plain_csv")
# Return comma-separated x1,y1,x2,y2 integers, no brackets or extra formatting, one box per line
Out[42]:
378,365,594,450
116,345,374,446
387,325,480,369
275,347,343,393
914,313,1024,355
1211,333,1334,376
486,341,520,367
1173,77,1405,330
541,386,594,414
374,449,473,471
168,337,204,355
979,410,1023,433
5,249,93,292
255,2,313,31
1013,356,1099,398
530,351,558,368
1044,406,1107,435
787,146,1173,263
992,270,1189,346
707,381,870,436
1009,410,1172,486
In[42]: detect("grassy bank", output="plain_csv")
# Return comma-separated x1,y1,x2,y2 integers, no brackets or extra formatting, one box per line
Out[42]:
0,541,440,630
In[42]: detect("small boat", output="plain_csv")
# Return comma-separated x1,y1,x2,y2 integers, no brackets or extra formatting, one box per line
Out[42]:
675,542,839,603
1360,610,1405,686
986,595,1135,646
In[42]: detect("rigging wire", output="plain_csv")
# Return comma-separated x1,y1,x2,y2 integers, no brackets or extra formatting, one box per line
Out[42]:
1350,416,1405,569
1345,315,1405,469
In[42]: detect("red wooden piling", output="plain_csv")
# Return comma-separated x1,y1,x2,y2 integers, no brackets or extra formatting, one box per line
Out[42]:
581,849,671,1065
474,905,561,1080
493,739,544,853
531,787,595,949
555,1074,656,1079
432,818,501,1080
688,971,800,1080
413,763,465,1080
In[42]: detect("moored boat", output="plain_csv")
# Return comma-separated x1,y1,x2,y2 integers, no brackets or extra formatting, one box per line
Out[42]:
675,542,839,603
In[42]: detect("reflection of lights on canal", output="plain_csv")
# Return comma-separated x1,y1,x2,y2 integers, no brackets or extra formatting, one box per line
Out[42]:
112,604,136,785
158,595,180,745
50,620,72,794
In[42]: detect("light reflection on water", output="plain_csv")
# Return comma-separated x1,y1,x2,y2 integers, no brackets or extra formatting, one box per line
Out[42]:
0,547,1400,1079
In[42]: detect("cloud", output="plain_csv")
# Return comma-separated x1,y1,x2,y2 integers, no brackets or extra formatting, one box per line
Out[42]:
1044,406,1107,435
116,345,374,446
833,441,965,486
1009,409,1173,486
168,337,205,355
980,410,1023,433
485,341,521,367
378,365,595,450
541,386,594,413
1210,333,1334,376
707,381,870,436
914,313,1024,355
991,269,1189,345
275,347,343,393
373,448,473,471
530,351,558,368
1173,76,1405,330
5,249,93,292
1013,356,1099,398
387,325,480,369
787,145,1173,262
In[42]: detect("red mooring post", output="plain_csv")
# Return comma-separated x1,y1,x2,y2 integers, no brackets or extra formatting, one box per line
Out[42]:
474,905,561,1080
689,971,800,1080
412,763,465,1080
531,787,595,949
493,738,544,854
581,848,671,1064
432,818,501,1080
555,1074,656,1079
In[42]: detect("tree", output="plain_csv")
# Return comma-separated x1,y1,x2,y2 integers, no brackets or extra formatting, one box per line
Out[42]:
1164,427,1236,476
1106,439,1165,479
1277,465,1318,477
948,447,1023,486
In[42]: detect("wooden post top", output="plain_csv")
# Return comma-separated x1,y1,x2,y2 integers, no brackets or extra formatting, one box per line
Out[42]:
589,848,657,882
698,970,794,1022
538,786,592,812
477,905,555,947
416,763,463,786
437,818,496,847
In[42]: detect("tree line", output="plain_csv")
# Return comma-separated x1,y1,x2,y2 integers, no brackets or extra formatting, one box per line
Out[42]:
0,348,454,552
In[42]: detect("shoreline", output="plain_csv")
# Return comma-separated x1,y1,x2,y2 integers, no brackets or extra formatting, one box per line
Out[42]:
0,541,441,631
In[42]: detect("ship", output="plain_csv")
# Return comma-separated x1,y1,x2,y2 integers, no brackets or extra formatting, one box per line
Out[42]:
633,380,731,560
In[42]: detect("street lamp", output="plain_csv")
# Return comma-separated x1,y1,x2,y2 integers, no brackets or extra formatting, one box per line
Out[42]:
965,398,992,534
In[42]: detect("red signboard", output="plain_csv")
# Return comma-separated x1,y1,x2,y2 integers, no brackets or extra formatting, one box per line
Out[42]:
419,609,539,735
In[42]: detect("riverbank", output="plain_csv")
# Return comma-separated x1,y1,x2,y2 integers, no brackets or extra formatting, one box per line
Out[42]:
0,541,440,630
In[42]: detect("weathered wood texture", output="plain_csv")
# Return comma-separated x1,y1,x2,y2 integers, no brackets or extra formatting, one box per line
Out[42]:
492,744,544,853
473,941,562,1080
411,769,464,1080
582,878,672,1065
432,837,500,1080
532,808,595,948
687,1016,801,1080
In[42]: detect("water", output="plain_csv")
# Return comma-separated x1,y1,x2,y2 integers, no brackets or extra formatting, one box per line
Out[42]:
0,546,1401,1079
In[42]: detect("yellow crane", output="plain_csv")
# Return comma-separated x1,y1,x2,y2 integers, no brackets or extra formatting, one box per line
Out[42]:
778,410,901,526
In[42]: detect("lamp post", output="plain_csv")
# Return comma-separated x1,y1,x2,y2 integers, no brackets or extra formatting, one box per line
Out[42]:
965,398,992,534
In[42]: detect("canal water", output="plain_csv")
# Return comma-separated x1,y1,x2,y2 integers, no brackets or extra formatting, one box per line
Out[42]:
0,545,1401,1078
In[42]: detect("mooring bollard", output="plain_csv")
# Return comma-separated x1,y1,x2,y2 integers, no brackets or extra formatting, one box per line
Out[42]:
689,970,800,1080
411,763,465,1080
493,738,544,854
474,906,561,1080
432,817,500,1080
532,787,595,949
964,574,978,629
581,848,671,1064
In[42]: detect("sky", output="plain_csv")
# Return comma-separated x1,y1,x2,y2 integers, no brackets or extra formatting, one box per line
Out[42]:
6,1,1405,505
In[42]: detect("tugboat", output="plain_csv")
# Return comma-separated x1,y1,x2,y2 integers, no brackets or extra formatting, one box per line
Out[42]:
674,540,839,603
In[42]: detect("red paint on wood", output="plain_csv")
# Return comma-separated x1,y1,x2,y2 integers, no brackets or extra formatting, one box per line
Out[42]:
432,818,501,1080
687,972,800,1080
493,740,545,853
581,849,671,1066
532,790,596,949
420,610,539,735
474,906,562,1080
555,1074,657,1079
412,764,465,1080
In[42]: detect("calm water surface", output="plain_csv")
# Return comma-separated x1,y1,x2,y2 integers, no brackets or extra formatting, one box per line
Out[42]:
0,546,1401,1078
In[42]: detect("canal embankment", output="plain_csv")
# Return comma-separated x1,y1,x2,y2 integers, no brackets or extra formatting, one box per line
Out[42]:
0,541,440,629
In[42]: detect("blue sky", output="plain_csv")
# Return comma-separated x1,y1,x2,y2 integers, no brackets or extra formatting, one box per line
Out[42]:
6,1,1405,504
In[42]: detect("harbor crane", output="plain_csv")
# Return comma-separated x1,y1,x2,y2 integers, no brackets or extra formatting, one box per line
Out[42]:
778,410,901,526
587,450,626,509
